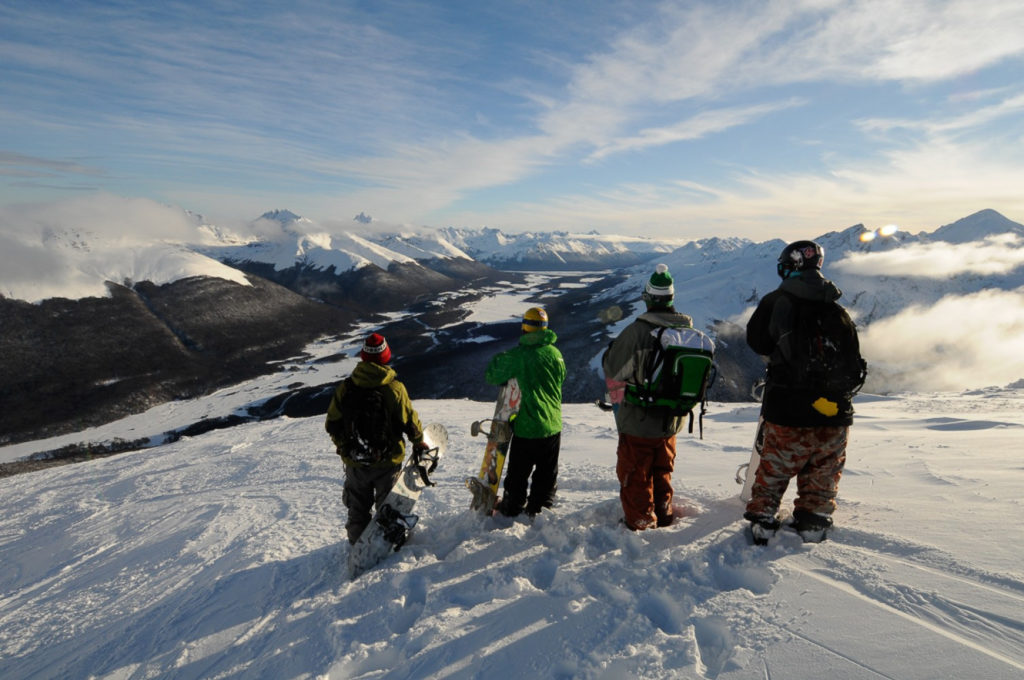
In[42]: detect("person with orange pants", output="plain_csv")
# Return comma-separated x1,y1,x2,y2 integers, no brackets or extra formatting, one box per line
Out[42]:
602,264,696,530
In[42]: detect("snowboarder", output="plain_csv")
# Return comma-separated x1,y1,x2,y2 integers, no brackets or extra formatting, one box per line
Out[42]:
743,240,866,544
485,307,566,517
325,333,430,545
602,264,697,530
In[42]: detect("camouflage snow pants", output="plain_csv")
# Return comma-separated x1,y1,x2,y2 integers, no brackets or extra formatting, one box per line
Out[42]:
745,422,848,518
616,432,676,530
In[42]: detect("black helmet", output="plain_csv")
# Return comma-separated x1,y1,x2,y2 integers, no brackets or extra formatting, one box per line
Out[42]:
777,240,824,279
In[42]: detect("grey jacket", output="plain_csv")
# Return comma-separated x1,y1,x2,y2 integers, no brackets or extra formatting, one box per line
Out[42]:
602,309,695,438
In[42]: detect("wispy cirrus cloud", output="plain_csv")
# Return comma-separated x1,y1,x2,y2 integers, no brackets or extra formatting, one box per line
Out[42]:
2,1,1024,236
0,151,103,178
587,99,807,161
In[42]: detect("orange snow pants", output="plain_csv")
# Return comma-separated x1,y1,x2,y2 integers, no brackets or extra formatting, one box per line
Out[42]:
616,432,676,530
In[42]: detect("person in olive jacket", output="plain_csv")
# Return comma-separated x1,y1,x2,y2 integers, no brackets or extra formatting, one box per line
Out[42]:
485,307,566,517
325,333,427,545
602,264,695,530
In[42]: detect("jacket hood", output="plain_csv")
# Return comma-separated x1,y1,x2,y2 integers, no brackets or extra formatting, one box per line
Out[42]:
351,360,397,388
637,310,694,328
519,328,558,347
779,270,842,303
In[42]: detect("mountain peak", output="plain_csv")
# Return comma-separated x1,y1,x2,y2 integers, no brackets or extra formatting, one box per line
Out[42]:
259,209,303,225
931,209,1024,244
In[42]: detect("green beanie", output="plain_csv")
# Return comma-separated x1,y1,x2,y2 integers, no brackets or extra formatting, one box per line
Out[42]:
643,263,674,307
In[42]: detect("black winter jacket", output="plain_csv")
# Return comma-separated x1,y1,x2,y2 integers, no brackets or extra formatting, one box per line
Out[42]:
747,270,857,427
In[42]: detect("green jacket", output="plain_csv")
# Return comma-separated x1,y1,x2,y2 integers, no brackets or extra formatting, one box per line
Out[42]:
602,309,695,438
324,361,424,467
485,329,565,439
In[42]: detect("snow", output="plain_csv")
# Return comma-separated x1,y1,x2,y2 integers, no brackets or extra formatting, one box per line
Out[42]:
1,387,1022,679
455,274,556,326
0,240,252,303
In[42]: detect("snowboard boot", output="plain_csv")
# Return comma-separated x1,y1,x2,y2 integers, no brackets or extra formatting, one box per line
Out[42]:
378,504,418,549
496,496,525,518
744,511,781,546
790,509,833,543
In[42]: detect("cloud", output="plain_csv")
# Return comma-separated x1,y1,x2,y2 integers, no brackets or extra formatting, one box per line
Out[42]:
0,194,204,245
4,1,1024,235
588,99,806,161
860,288,1024,392
0,231,64,289
403,1,1024,234
857,92,1024,137
0,151,104,178
834,234,1024,277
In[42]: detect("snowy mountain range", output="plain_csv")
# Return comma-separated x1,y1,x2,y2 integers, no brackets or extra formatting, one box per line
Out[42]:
1,206,1022,446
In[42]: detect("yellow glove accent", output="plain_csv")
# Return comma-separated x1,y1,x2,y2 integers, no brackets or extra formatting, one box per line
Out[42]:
812,397,839,417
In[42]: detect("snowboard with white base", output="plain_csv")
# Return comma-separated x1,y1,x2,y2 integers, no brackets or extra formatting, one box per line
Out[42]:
347,422,448,580
736,379,766,502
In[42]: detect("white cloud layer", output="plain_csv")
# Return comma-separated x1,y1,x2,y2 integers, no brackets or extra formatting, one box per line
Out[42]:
861,288,1024,393
835,234,1024,277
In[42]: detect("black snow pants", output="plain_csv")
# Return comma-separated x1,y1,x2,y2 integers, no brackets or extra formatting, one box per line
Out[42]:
502,431,561,515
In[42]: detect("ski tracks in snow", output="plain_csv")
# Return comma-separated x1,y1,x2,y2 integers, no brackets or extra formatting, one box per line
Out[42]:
779,534,1024,676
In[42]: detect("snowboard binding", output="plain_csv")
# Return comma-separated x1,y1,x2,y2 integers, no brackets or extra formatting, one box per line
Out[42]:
411,444,442,487
378,504,419,550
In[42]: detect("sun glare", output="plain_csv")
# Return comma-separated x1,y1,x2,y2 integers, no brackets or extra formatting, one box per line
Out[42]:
861,224,899,242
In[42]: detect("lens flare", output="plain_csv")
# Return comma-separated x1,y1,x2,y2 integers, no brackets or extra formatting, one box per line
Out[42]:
879,224,899,237
860,230,877,242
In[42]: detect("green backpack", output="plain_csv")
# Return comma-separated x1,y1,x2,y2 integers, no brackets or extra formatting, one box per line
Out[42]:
625,325,716,437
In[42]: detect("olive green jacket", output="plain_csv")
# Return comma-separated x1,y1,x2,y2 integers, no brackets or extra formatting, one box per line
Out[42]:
485,329,565,439
324,361,424,467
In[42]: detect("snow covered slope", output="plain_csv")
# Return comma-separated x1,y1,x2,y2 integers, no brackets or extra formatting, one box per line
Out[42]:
2,227,251,303
1,389,1022,679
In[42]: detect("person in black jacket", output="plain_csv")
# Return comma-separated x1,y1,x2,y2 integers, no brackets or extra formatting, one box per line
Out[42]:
744,240,864,544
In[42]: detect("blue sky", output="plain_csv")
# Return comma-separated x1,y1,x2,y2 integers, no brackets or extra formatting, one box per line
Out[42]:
2,0,1024,240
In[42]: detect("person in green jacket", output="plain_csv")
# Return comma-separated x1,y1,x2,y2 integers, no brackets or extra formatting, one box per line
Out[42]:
325,333,428,544
485,307,566,517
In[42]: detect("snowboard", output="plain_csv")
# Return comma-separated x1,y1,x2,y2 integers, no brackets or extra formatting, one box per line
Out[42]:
736,380,766,502
465,379,522,516
347,422,448,580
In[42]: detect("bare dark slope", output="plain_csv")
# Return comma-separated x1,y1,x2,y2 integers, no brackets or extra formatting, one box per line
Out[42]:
0,276,352,444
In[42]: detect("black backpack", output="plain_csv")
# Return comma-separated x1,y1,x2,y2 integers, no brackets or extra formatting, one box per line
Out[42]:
777,296,867,397
334,378,393,464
